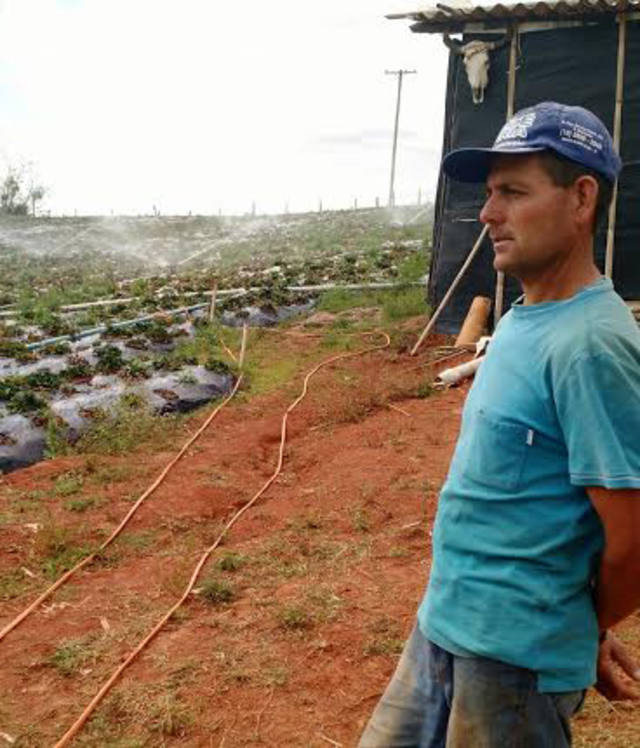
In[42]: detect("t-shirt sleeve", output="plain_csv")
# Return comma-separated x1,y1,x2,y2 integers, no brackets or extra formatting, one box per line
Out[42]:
555,349,640,489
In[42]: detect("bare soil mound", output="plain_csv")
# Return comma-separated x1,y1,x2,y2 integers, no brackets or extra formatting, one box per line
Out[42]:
0,329,637,746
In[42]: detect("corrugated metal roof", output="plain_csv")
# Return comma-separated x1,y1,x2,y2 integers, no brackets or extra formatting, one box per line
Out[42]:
387,0,640,33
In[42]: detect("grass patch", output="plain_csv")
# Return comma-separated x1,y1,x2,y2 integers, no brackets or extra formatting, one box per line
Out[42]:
243,355,299,397
396,250,429,282
0,569,30,601
65,495,102,512
317,289,382,314
352,506,371,533
382,287,428,322
199,578,234,605
118,531,156,552
306,585,342,623
277,604,311,630
150,694,194,738
216,552,247,572
363,617,405,657
65,396,179,457
46,638,93,677
319,330,358,352
415,380,434,399
35,525,92,580
53,471,84,497
87,463,134,485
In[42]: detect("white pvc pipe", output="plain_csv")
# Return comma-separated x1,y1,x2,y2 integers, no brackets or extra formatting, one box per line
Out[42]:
437,356,483,385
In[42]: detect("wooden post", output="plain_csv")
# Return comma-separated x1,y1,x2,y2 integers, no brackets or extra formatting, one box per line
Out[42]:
494,24,519,328
239,324,248,368
410,224,490,356
208,282,218,323
385,69,417,208
605,13,627,279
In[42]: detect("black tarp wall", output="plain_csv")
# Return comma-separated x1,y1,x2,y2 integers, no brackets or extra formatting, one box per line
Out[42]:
429,18,640,332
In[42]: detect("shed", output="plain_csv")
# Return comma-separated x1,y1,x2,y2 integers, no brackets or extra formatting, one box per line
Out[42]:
390,0,640,332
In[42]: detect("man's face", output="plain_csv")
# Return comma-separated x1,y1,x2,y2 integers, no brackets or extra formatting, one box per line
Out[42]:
479,154,578,280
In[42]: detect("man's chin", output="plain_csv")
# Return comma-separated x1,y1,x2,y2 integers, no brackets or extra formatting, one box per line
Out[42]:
493,254,513,274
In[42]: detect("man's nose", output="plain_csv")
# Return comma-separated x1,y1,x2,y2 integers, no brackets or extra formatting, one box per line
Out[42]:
479,193,499,225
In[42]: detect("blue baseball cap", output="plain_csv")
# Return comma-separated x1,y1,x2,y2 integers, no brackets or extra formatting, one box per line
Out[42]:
442,102,622,183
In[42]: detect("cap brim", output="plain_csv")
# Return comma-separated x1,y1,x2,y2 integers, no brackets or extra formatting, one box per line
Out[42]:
442,146,546,183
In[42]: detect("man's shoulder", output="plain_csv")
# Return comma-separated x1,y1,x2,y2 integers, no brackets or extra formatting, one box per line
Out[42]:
550,287,640,363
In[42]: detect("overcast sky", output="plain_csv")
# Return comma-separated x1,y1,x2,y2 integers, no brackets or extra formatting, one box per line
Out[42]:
0,1,450,216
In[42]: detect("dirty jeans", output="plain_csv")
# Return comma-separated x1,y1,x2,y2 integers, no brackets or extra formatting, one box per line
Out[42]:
358,623,585,748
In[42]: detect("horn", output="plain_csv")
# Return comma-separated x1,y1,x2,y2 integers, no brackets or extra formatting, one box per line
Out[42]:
442,34,464,55
485,32,511,51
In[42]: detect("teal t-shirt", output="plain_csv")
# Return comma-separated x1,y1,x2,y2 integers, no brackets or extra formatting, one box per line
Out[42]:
418,277,640,692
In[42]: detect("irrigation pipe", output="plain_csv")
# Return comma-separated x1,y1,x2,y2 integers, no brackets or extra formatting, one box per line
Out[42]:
0,376,244,645
59,288,246,312
25,302,211,351
53,330,390,748
53,281,426,313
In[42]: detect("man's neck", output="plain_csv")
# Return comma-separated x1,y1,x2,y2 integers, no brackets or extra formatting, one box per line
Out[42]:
520,241,601,305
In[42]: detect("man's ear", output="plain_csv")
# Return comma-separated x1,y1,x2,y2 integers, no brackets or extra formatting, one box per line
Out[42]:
573,175,599,228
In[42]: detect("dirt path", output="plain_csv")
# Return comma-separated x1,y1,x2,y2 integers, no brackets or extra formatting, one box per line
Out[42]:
0,332,638,746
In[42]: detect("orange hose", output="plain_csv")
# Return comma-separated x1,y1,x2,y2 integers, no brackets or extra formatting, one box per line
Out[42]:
53,331,390,747
0,376,244,644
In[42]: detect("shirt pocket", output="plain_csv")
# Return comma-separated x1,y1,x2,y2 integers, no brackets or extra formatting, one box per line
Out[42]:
459,407,531,492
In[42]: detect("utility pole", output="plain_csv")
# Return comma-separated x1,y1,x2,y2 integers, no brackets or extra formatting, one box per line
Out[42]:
385,69,416,208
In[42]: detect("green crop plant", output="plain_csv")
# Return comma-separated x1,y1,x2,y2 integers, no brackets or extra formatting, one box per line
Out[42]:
204,356,233,375
0,340,29,358
65,355,93,379
0,376,22,401
122,358,151,379
7,389,47,414
25,369,62,390
95,344,125,374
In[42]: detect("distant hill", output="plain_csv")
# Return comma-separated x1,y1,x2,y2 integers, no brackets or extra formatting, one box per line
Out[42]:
0,206,433,304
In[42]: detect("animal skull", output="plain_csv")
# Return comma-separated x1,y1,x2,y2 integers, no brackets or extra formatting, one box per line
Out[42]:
443,34,508,105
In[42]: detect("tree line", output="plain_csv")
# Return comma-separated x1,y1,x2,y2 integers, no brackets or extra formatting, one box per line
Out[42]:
1,166,45,216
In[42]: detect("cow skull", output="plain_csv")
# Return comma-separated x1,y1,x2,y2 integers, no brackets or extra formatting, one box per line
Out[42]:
443,34,509,104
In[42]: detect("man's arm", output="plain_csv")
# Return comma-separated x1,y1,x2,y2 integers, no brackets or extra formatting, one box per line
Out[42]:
587,487,640,700
587,487,640,630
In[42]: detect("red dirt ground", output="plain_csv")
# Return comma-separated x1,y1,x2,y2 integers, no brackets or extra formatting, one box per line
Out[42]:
0,329,638,747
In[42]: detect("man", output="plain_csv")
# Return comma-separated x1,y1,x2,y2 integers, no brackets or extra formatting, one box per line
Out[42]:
359,102,640,747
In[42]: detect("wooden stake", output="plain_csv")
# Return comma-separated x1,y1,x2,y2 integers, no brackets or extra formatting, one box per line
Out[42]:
239,324,248,368
455,296,492,347
494,23,519,327
410,224,489,356
605,13,627,279
208,282,218,323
